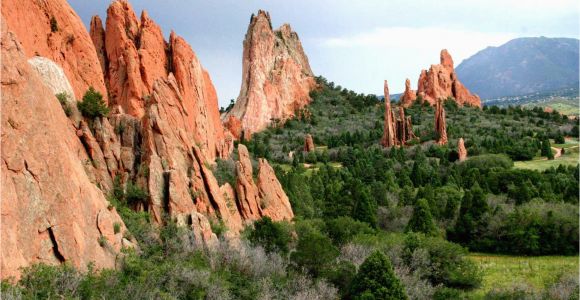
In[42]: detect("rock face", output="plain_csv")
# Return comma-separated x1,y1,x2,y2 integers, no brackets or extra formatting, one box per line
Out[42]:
96,0,227,161
304,134,315,152
435,100,448,145
399,78,417,107
1,20,125,279
223,10,317,137
381,81,397,147
409,49,481,107
1,0,295,279
458,138,467,161
1,0,108,102
235,145,294,222
223,115,243,140
381,81,416,147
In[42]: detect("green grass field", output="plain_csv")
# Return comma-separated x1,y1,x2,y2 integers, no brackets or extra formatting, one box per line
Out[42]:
465,254,579,299
514,138,579,171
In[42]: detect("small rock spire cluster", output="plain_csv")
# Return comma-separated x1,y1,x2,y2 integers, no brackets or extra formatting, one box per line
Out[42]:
381,81,416,147
400,49,481,108
435,99,448,145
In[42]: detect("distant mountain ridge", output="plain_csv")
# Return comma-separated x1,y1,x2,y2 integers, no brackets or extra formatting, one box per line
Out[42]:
456,37,579,99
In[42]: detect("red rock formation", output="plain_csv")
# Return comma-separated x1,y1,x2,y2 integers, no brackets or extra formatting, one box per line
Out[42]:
257,159,294,221
96,0,228,161
399,78,417,107
90,16,107,75
458,138,467,161
223,115,243,140
395,107,416,145
415,49,481,107
435,100,448,145
381,80,397,147
223,10,316,136
304,134,315,152
2,0,108,102
1,21,125,279
234,144,294,222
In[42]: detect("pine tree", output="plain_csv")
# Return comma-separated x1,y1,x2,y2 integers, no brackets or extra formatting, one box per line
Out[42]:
349,251,408,300
406,199,438,236
541,138,554,160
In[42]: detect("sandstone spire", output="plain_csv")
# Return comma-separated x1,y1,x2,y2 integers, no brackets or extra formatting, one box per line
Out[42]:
381,80,396,147
416,49,481,107
458,138,467,161
223,10,317,137
435,100,448,145
304,134,315,152
399,78,417,107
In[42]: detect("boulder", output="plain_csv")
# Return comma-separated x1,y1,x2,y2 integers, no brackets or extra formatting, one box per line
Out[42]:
458,138,467,161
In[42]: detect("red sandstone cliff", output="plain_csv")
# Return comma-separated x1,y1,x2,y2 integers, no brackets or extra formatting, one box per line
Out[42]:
1,0,295,279
404,50,481,108
381,81,416,147
435,100,448,145
223,10,317,137
2,0,108,102
1,20,127,279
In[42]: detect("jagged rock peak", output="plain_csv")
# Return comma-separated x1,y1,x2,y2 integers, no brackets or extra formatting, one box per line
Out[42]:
414,49,481,108
381,80,396,147
223,10,316,137
1,0,108,102
400,78,417,107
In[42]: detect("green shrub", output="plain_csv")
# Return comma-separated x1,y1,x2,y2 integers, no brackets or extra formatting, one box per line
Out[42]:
349,251,408,300
406,198,439,236
113,222,121,234
50,16,58,32
325,216,374,246
247,217,291,254
125,182,148,206
77,87,109,119
55,92,72,117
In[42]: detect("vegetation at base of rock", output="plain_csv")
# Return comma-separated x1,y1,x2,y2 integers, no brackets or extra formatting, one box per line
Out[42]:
50,16,58,32
77,87,109,119
55,92,73,117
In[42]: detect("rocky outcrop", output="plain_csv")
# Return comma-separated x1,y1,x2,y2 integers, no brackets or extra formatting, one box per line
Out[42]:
399,78,417,107
1,21,126,279
96,0,228,161
381,81,396,147
223,10,316,137
410,50,481,107
2,0,108,102
223,115,243,140
235,145,294,222
304,134,315,152
257,159,294,221
382,81,416,147
458,138,467,161
435,100,448,145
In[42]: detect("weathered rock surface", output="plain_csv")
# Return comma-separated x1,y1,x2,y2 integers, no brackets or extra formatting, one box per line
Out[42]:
1,21,125,279
223,10,316,137
257,159,294,221
223,115,243,140
414,49,481,107
435,100,448,145
304,134,315,152
458,138,467,161
382,81,416,147
97,0,228,161
399,78,417,107
2,0,108,102
381,81,396,147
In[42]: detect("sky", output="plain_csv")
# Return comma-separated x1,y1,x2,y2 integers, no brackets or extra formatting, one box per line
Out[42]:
69,0,579,108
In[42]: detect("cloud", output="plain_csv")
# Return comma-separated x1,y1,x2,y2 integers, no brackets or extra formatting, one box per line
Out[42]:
319,27,517,63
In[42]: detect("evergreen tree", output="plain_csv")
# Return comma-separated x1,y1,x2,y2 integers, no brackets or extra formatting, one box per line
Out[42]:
406,199,438,236
349,251,407,300
541,138,554,160
351,180,378,228
449,182,488,245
